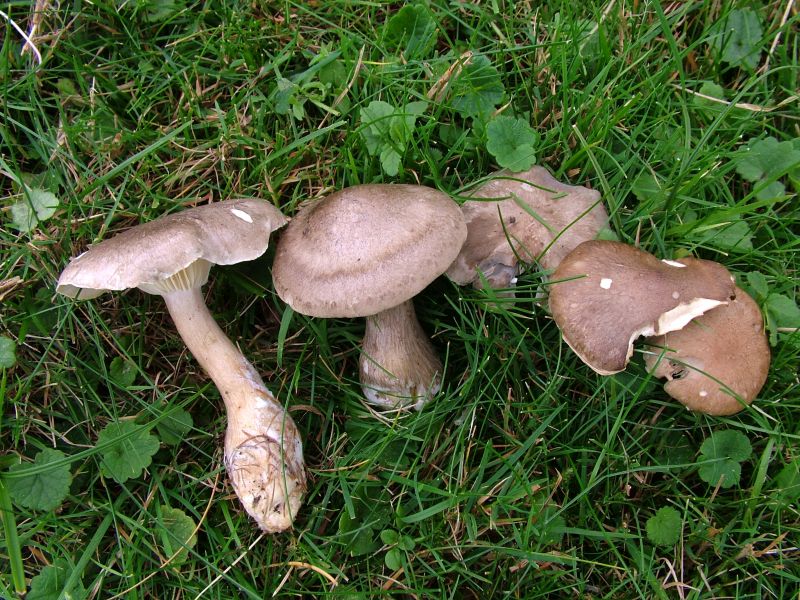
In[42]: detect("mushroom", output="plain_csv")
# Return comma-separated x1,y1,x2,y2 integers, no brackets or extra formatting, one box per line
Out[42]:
644,288,770,415
57,199,306,533
446,166,608,290
272,184,467,410
548,240,737,375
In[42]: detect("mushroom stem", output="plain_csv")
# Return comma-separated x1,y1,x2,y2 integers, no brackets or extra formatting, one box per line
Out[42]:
161,288,305,532
359,299,443,410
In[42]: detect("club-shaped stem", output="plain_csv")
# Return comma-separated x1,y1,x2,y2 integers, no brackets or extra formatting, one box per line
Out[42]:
359,299,443,411
161,287,305,532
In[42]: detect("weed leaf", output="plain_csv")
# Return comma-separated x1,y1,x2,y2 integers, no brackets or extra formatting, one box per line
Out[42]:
486,116,538,171
709,8,763,69
383,4,438,59
27,558,86,600
9,188,59,232
360,100,426,175
155,407,193,446
765,294,800,329
646,506,682,547
157,506,197,565
6,448,72,512
97,421,160,484
745,271,769,302
698,430,752,488
734,137,800,200
448,54,505,119
0,336,16,368
108,357,137,388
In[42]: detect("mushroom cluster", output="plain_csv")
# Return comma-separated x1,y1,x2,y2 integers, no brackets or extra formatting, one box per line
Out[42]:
548,240,771,415
56,168,772,534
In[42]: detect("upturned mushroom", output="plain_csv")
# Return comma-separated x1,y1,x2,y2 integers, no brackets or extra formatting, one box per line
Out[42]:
644,288,770,415
57,199,306,533
446,166,608,290
272,184,467,410
548,240,737,375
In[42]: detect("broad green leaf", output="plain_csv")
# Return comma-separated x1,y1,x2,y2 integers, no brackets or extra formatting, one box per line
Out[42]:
108,356,137,388
6,449,72,512
448,54,505,119
384,547,403,570
360,100,426,176
631,172,666,204
27,559,86,600
771,457,800,506
273,77,304,118
709,8,763,69
158,506,197,565
380,529,399,545
140,0,182,22
698,430,752,488
765,293,800,328
360,100,395,155
694,81,726,116
383,4,438,59
398,534,415,552
0,335,16,368
646,506,682,547
9,188,59,232
745,271,769,302
486,116,538,171
97,421,160,484
734,137,800,201
155,407,193,446
692,219,753,251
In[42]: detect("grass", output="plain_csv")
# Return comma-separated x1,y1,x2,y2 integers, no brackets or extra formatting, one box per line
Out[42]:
1,0,799,597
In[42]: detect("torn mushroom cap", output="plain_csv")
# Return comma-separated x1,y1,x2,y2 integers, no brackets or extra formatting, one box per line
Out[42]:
548,240,737,375
272,184,467,318
644,287,770,416
57,199,287,298
446,166,608,289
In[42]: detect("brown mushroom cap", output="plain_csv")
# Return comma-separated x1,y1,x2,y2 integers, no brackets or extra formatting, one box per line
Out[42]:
549,240,737,374
446,166,608,289
272,184,467,318
644,288,770,415
57,199,287,299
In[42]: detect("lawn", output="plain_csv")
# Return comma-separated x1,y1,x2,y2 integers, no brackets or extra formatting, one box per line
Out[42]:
1,1,799,598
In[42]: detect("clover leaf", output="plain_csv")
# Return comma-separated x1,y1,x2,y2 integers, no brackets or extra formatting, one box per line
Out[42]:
9,188,59,232
6,448,72,512
486,115,538,171
97,420,160,484
646,506,682,547
698,430,752,488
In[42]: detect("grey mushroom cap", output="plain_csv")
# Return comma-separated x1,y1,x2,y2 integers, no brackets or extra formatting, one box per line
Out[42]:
549,240,737,375
644,288,770,416
272,184,467,318
446,166,608,289
57,199,287,299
